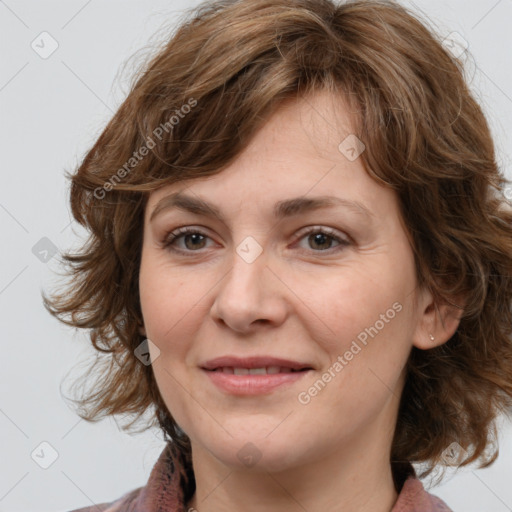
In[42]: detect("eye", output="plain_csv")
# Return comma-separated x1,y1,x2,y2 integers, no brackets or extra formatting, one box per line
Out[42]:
293,226,350,253
161,226,350,254
162,227,212,252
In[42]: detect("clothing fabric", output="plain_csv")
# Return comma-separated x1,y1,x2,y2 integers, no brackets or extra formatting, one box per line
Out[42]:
68,441,453,512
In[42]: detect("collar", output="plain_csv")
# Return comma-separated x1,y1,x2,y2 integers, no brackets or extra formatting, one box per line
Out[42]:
105,442,452,512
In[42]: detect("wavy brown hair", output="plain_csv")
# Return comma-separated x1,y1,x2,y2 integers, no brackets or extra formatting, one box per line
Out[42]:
44,0,512,491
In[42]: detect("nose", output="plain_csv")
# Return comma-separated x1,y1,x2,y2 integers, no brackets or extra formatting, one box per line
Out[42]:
210,247,289,334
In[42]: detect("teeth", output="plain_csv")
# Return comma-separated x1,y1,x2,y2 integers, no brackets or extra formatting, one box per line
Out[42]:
248,368,266,375
218,366,304,374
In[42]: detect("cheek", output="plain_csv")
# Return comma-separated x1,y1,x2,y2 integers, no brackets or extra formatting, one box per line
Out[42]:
139,250,202,346
318,260,415,398
138,254,203,425
303,261,413,353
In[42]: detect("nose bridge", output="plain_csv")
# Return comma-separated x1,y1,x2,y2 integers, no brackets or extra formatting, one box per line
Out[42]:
211,237,286,330
221,239,269,305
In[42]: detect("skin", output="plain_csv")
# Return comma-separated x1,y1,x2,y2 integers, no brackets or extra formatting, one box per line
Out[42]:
138,90,462,512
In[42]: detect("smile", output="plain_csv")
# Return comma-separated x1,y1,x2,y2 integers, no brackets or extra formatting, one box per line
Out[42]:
202,367,312,395
209,366,307,375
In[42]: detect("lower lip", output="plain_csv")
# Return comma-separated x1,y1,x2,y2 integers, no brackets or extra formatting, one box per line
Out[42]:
202,369,311,395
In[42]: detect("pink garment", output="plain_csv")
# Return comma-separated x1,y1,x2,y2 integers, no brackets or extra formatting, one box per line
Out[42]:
68,442,453,512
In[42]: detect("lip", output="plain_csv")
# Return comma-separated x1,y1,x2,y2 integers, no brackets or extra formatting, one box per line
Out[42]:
200,356,313,396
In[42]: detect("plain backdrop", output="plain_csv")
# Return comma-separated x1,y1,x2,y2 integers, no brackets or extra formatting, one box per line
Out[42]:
1,1,511,511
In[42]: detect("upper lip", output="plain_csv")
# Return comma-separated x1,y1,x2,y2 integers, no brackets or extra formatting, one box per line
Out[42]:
200,356,313,371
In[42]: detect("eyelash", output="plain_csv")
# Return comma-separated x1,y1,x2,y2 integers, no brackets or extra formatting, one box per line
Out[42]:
161,226,351,255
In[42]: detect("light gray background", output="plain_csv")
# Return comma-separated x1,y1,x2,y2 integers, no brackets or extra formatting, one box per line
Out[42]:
1,1,511,511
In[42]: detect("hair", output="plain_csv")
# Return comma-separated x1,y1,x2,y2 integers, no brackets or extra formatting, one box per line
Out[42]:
44,0,512,493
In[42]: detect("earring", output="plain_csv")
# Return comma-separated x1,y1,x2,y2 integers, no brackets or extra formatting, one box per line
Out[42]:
429,334,435,341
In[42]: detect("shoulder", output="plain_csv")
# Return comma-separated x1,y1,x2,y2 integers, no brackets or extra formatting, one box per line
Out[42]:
65,486,143,512
63,441,190,512
393,476,453,512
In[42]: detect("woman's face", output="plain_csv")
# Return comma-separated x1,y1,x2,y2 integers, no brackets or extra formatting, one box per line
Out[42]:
139,90,433,472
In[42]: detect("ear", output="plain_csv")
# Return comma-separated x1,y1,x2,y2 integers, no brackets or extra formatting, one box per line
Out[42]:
412,286,466,350
138,324,147,337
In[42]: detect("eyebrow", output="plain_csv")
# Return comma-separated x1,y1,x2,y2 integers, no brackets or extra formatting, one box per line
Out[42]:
149,192,375,223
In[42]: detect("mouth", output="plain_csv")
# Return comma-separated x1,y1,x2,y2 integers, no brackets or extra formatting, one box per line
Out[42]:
200,356,314,395
206,366,311,375
200,355,313,372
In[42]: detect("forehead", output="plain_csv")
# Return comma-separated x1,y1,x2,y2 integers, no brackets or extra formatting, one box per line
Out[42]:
145,89,396,222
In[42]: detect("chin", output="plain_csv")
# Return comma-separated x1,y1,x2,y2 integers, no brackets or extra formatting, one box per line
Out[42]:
195,431,308,474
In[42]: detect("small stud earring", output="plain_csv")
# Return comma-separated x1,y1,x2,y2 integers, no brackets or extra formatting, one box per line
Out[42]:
429,334,435,341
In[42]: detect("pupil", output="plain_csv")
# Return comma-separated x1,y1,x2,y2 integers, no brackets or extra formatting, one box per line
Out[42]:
186,233,204,249
311,233,330,250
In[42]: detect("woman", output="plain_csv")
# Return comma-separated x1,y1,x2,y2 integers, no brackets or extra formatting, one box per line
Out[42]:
44,0,512,511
